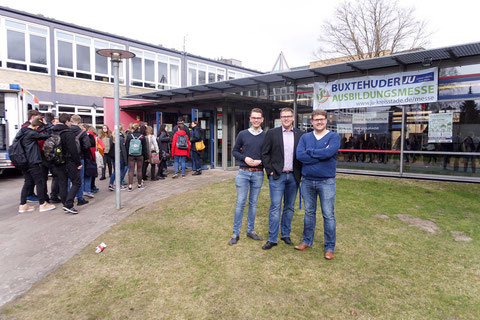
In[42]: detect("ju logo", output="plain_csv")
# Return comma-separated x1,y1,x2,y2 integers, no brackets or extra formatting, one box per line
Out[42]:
316,88,330,104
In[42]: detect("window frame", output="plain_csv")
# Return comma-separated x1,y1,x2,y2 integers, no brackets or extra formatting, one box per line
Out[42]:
55,29,126,84
3,17,50,74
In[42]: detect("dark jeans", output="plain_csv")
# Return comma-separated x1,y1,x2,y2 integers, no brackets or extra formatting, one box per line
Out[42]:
156,159,167,177
102,154,113,177
50,163,59,198
55,162,81,208
191,150,201,171
21,164,46,205
128,155,144,185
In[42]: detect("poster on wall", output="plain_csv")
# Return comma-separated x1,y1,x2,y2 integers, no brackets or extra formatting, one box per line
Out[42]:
336,123,353,134
428,112,453,143
313,68,438,110
352,112,389,134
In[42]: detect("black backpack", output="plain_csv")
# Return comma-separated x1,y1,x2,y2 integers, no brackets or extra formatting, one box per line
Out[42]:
8,135,28,169
43,130,68,165
176,134,188,150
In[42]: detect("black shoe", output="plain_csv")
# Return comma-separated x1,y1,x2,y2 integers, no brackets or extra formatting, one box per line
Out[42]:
281,237,294,246
99,176,106,180
247,231,263,241
192,170,202,176
77,199,89,206
262,241,277,250
156,175,165,180
50,197,62,204
63,206,78,214
228,235,240,246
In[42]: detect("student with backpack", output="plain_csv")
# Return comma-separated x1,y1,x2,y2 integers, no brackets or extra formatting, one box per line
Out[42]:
125,122,148,191
50,113,83,214
70,115,91,206
14,118,55,213
171,124,191,178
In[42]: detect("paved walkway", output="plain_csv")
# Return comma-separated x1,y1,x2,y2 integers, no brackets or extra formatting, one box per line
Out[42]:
0,169,236,306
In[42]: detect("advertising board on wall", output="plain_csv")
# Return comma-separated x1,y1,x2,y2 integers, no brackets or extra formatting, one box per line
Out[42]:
428,112,453,143
336,112,389,134
314,68,438,110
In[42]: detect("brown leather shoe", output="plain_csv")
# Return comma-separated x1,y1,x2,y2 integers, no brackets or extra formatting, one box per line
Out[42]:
324,251,334,260
294,243,312,251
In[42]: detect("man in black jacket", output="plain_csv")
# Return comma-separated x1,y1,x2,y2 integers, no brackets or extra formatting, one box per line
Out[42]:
261,107,304,250
70,114,91,205
16,118,56,213
52,113,82,214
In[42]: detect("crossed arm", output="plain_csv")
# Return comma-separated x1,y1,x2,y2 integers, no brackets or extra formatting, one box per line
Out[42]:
296,134,340,164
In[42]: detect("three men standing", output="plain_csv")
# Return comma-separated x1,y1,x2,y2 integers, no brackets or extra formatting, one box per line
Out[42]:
261,108,304,250
295,109,340,260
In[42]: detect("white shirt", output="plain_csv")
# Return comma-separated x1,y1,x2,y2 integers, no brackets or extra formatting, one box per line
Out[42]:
313,130,329,141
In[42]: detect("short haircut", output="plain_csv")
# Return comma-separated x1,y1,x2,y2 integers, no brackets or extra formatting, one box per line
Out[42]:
280,107,294,115
58,113,71,124
27,109,41,120
71,114,82,124
30,118,43,127
44,112,55,122
178,124,185,132
311,109,327,119
250,108,263,116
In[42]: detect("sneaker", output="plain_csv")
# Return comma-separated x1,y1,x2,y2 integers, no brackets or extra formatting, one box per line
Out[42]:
247,231,263,241
228,235,240,246
92,187,100,194
108,185,114,191
77,199,89,206
83,192,95,198
138,184,145,190
18,204,35,213
99,176,106,180
172,173,178,179
128,186,133,192
26,196,38,202
120,185,127,191
63,206,78,214
39,203,56,212
182,175,185,178
192,170,202,176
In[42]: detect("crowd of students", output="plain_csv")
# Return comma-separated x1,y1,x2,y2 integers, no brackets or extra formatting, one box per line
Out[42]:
13,111,204,214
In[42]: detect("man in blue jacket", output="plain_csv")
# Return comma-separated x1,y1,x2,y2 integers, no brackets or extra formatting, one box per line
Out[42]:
295,109,340,260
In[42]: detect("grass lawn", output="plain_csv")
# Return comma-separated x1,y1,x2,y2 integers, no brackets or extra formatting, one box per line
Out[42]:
1,175,480,319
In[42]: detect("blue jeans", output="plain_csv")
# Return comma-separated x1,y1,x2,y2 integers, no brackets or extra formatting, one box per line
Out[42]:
267,173,298,243
301,178,336,251
174,156,186,175
83,175,92,194
232,169,264,236
109,159,127,185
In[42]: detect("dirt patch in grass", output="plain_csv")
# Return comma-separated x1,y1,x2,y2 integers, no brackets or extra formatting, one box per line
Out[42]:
396,214,439,234
451,230,473,242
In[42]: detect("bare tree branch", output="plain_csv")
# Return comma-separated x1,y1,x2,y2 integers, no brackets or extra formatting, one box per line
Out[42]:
315,0,432,61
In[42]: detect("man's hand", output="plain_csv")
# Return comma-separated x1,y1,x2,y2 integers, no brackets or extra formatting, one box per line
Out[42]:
77,165,82,170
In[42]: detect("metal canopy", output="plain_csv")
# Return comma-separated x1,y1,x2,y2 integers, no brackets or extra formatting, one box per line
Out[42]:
127,42,480,102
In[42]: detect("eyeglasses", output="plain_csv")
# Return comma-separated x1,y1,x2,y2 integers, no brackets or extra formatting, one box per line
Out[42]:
250,117,263,120
280,115,293,119
312,118,327,122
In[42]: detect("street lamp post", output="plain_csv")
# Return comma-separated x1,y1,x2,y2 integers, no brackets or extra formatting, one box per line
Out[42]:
96,49,135,209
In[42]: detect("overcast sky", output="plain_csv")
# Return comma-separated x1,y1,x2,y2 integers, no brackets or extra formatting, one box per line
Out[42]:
1,0,479,72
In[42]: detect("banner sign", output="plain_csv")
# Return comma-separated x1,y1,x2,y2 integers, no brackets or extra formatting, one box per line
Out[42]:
314,68,438,110
428,112,453,143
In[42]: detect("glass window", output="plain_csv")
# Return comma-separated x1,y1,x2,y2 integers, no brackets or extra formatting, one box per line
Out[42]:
95,53,108,75
199,70,206,84
145,59,155,82
188,68,197,86
132,57,142,80
208,72,216,83
170,64,179,86
30,34,47,65
76,44,90,71
7,30,25,61
158,61,168,83
217,73,224,82
6,20,26,30
58,41,73,69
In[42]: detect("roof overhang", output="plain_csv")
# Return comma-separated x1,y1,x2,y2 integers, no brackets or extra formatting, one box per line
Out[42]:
125,42,480,106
